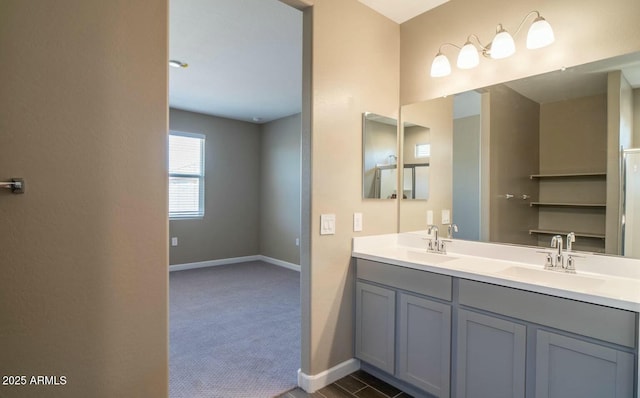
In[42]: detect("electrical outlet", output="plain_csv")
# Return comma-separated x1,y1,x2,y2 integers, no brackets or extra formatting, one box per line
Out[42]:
442,209,450,224
171,237,178,246
426,210,434,226
295,238,300,246
353,212,363,232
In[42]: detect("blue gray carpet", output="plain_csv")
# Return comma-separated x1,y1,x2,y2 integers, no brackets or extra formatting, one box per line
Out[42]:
170,261,301,397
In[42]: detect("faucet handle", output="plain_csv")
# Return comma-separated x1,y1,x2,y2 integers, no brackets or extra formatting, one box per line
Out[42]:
566,232,576,251
537,250,555,269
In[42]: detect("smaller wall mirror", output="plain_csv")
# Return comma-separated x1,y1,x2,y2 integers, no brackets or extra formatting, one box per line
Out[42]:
402,122,430,200
362,112,398,199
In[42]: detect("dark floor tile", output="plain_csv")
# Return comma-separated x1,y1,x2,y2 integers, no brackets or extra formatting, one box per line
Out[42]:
317,383,357,398
393,393,413,398
354,386,389,398
334,375,367,394
349,371,402,397
284,387,325,398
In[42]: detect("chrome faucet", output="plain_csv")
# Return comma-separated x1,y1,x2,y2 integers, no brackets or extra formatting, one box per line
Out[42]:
541,233,581,272
550,235,564,268
427,225,442,253
447,224,458,238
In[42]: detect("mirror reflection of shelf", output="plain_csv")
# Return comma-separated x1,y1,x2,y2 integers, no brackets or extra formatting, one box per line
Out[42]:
528,229,605,240
530,202,606,208
530,172,607,179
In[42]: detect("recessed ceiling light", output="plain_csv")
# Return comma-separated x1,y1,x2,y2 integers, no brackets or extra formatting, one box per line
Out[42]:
169,60,188,68
252,117,262,122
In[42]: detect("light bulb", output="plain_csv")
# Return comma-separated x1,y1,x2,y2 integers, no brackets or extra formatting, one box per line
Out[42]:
527,16,554,49
490,25,515,59
430,52,451,77
457,41,479,69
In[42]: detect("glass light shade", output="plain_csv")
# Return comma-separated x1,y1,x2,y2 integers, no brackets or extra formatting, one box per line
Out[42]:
527,16,555,49
430,53,451,77
490,27,515,59
457,42,480,69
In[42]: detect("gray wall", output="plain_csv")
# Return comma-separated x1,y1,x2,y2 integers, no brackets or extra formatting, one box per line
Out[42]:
260,113,302,265
453,115,481,241
169,109,302,266
169,108,261,265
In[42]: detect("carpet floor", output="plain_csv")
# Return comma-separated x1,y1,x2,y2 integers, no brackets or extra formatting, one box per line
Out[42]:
170,261,301,398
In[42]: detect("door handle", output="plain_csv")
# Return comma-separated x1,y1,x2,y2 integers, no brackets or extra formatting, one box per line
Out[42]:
0,178,25,194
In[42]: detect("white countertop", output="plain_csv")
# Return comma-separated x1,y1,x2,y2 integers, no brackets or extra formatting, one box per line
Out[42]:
353,232,640,312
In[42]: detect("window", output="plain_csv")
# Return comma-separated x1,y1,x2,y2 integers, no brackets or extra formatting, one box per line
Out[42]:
169,132,205,218
415,143,431,158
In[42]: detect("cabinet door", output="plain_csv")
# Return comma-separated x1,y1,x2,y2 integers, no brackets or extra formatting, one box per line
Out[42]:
398,293,451,397
355,281,396,374
456,309,526,398
535,330,634,398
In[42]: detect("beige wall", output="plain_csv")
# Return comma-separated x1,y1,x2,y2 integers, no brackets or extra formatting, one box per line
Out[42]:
0,1,168,397
305,0,400,375
539,95,607,174
260,113,302,265
399,97,453,232
488,85,539,246
400,0,640,104
169,108,261,265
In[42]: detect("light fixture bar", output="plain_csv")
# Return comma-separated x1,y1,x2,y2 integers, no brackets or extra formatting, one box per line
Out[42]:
430,10,554,77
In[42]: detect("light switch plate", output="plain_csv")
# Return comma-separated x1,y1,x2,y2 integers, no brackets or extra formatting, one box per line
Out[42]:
320,214,336,235
426,210,433,226
171,237,178,246
353,212,363,232
442,209,450,224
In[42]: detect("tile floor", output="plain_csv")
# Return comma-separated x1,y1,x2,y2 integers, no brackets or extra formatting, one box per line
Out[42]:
276,370,413,398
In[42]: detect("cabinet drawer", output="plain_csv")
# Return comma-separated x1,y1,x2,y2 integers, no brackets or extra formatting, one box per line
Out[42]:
458,279,637,348
356,258,452,301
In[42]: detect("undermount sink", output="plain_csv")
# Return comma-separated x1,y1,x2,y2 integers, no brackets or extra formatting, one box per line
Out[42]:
405,249,458,265
497,266,606,290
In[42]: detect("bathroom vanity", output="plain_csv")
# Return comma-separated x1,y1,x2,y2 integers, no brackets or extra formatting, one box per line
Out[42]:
352,233,640,398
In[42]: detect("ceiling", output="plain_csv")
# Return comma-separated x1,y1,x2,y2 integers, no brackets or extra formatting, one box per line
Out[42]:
169,0,445,124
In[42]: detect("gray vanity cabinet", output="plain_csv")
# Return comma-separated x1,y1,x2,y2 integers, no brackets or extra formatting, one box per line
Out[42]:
355,281,396,374
456,309,526,398
535,330,635,398
397,292,451,397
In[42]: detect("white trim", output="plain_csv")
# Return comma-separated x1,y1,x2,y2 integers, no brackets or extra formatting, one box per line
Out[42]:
297,358,361,393
169,255,261,272
169,255,301,272
260,255,301,272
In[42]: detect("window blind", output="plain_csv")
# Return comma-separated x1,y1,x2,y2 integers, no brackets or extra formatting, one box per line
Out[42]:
169,132,205,218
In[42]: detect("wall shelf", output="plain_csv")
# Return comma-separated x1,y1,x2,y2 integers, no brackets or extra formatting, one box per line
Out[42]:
530,172,606,179
528,229,605,239
530,202,606,208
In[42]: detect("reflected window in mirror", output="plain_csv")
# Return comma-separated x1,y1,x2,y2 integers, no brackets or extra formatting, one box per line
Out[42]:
362,112,398,199
402,123,430,200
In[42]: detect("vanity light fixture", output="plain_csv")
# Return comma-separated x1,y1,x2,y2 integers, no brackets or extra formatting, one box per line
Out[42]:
169,59,189,68
430,10,554,77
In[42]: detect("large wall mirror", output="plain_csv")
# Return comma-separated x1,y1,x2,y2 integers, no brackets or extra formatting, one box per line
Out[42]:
362,112,398,199
400,51,640,258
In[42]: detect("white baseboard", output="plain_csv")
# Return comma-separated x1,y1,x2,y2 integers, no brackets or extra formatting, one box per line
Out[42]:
260,255,301,272
297,358,361,393
169,255,300,272
169,255,261,272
